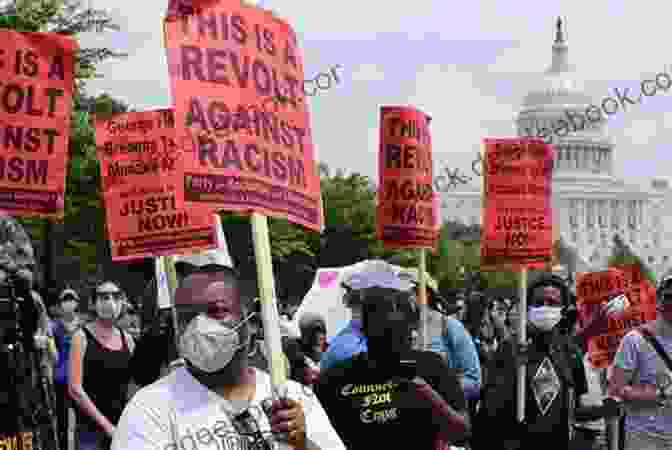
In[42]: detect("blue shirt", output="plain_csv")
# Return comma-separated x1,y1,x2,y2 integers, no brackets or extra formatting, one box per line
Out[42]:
321,320,367,371
427,314,482,400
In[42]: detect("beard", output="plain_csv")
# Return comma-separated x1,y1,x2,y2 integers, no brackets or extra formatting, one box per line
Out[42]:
188,346,250,389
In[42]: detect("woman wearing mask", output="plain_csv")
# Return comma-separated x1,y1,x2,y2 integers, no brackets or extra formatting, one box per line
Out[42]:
52,288,82,450
68,281,136,450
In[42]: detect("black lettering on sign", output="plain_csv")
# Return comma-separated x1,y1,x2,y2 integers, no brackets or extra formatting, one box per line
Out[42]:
1,124,60,154
389,204,434,226
198,138,306,187
138,212,189,233
0,82,63,118
504,231,528,249
384,179,433,202
494,215,545,232
384,143,431,174
120,195,177,217
0,157,47,184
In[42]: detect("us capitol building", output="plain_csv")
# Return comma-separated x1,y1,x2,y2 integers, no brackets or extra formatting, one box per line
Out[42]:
441,18,672,280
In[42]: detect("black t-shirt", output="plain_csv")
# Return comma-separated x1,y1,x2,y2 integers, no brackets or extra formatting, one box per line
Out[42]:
476,334,588,450
315,350,466,450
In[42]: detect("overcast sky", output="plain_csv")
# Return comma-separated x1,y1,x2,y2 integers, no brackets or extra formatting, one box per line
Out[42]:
79,0,672,190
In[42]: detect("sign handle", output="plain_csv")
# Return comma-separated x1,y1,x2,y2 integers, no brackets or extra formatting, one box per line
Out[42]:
251,212,286,394
417,249,429,349
517,266,528,423
161,255,181,352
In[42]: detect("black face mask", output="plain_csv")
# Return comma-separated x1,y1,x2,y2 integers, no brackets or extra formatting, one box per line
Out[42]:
366,317,413,359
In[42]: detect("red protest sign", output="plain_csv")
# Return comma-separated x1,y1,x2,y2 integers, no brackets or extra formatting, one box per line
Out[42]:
0,30,76,218
96,109,217,261
481,138,553,269
163,1,322,231
576,269,627,368
577,265,656,368
377,106,437,249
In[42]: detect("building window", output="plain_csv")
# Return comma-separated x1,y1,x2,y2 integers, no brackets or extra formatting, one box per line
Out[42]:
587,201,595,228
569,199,578,228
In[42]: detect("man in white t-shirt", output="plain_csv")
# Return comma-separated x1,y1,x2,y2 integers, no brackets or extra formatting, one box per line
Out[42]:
111,264,345,450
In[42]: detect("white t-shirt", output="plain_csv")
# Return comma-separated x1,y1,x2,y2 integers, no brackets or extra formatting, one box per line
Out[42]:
111,367,345,450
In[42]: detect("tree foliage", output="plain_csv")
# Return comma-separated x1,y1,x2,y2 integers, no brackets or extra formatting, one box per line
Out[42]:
609,234,656,284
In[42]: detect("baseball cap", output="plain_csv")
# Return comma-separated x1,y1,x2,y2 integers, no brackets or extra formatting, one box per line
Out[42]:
343,271,414,292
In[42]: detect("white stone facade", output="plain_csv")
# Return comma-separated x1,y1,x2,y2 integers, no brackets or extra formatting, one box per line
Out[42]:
440,19,672,280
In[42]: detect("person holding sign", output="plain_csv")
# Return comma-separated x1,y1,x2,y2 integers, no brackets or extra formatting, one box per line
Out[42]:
609,277,672,450
111,265,345,450
473,275,621,450
315,286,469,450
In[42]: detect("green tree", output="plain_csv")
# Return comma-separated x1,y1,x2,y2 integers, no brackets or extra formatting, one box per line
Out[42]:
608,234,656,284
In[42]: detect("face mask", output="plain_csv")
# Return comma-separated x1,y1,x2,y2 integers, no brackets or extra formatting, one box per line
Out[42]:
528,306,563,332
61,300,77,314
179,313,254,373
96,299,121,320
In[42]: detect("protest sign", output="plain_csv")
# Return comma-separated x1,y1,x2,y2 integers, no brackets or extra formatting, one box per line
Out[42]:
617,263,657,323
576,268,628,368
163,0,321,231
481,138,553,269
0,29,76,217
95,109,217,260
377,106,436,248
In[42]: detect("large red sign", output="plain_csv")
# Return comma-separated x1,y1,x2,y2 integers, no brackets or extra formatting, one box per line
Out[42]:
0,30,76,218
481,138,553,269
163,0,322,231
377,105,437,249
96,109,217,260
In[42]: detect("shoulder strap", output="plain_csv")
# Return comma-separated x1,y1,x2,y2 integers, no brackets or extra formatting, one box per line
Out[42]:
639,326,672,372
116,326,135,354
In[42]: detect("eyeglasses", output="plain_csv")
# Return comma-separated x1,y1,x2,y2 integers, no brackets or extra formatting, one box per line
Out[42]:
96,291,123,300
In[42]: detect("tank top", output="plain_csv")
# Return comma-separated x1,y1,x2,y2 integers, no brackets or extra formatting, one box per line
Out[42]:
77,325,132,431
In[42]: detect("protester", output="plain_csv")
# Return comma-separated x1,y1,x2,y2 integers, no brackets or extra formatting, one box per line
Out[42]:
472,274,620,450
68,281,136,450
572,289,622,450
247,296,293,378
320,271,413,371
129,307,178,387
315,286,470,450
52,288,83,450
425,288,482,402
297,313,327,383
0,215,60,450
112,264,345,450
609,276,672,450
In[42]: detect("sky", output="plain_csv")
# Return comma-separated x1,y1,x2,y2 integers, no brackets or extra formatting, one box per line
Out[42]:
79,0,672,190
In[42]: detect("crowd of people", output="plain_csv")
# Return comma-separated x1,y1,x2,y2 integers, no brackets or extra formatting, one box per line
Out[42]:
4,218,671,450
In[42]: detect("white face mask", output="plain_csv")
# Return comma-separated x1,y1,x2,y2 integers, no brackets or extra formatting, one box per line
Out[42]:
95,299,121,321
61,300,77,314
179,313,254,373
528,306,563,332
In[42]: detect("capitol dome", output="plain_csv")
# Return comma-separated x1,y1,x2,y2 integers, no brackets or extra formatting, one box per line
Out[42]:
516,18,613,182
